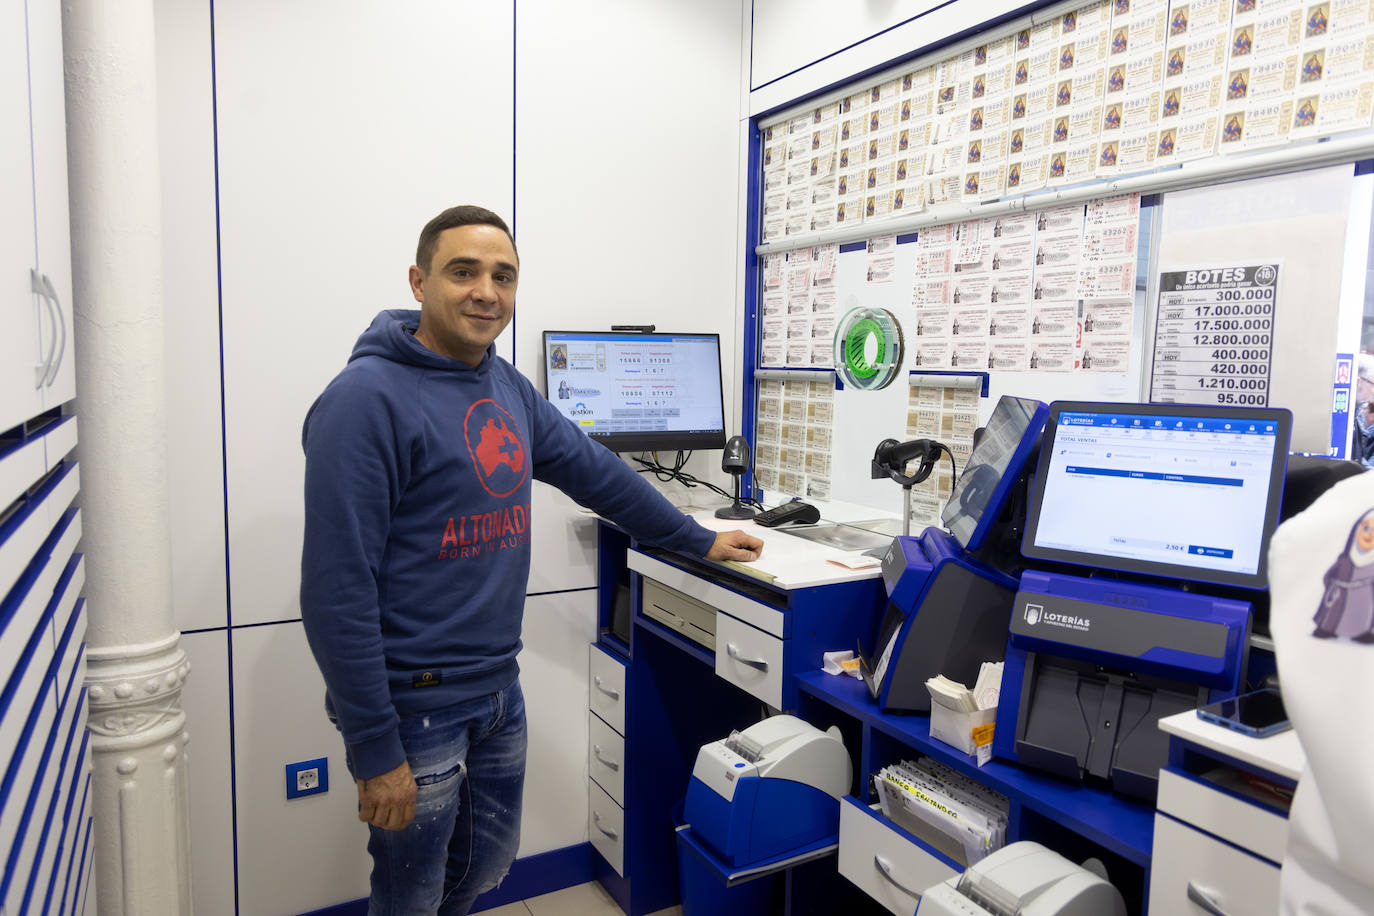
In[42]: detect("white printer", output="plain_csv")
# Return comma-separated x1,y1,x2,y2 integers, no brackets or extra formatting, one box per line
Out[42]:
920,841,1126,916
684,715,851,865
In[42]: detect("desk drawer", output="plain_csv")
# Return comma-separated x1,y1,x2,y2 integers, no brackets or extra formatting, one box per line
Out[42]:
714,613,784,709
642,578,716,650
1158,767,1289,864
588,780,625,877
629,551,784,637
588,713,625,806
588,645,626,735
838,797,958,915
1149,813,1279,916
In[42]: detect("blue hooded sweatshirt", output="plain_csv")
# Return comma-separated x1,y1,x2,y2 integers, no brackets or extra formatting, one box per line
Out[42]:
301,309,716,779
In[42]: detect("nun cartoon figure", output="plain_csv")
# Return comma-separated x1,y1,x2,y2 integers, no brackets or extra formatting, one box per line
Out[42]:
1313,509,1374,641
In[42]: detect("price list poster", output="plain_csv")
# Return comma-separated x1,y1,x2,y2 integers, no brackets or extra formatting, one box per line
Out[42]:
1150,263,1280,405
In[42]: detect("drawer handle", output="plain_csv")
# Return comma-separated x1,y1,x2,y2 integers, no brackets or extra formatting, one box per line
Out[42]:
726,643,769,671
874,855,922,900
593,676,621,700
592,811,619,840
1186,882,1232,916
592,744,621,771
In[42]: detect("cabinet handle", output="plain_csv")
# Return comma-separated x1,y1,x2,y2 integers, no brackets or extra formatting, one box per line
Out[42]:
874,855,922,900
1186,882,1232,916
31,270,57,388
592,811,619,840
39,273,65,388
592,676,621,700
592,744,620,771
726,642,769,671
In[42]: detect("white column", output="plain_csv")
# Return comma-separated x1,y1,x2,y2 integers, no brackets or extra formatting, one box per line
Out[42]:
62,0,192,912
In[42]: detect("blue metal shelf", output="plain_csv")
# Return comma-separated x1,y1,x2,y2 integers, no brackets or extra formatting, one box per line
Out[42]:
796,669,1154,866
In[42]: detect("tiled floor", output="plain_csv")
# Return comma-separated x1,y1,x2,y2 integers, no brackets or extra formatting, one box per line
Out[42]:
478,881,681,916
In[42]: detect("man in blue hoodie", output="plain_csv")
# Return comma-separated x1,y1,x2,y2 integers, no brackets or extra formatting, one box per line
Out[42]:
301,205,764,915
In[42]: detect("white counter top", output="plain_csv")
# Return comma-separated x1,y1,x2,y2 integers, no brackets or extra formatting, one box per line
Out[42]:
1159,709,1306,783
683,509,888,590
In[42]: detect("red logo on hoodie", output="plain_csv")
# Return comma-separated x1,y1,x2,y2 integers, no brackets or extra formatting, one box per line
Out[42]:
464,400,528,498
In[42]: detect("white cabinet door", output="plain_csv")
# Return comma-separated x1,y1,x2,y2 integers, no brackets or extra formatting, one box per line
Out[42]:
27,0,73,411
0,0,44,435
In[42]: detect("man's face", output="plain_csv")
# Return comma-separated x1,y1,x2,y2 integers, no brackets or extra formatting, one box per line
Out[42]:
409,225,518,367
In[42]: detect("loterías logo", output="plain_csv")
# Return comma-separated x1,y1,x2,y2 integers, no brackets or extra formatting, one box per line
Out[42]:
463,399,528,498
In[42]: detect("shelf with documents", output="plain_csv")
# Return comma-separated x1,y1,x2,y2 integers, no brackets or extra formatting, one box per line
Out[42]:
795,668,1154,913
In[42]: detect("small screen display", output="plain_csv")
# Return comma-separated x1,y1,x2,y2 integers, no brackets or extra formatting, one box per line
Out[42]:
542,331,726,453
1022,402,1291,588
942,396,1048,551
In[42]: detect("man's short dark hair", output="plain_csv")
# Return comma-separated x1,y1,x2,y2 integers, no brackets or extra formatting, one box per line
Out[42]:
415,205,518,273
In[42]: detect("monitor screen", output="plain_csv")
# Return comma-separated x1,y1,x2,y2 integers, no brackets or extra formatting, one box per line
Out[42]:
1021,402,1291,589
942,395,1049,551
542,331,727,453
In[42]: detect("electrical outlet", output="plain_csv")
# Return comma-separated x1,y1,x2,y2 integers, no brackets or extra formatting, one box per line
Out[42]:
285,757,329,800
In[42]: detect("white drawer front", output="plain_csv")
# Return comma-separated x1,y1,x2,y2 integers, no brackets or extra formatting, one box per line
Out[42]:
588,780,625,877
629,551,784,637
588,713,625,807
588,646,626,735
715,613,784,709
838,797,958,915
1158,768,1289,864
1149,814,1280,916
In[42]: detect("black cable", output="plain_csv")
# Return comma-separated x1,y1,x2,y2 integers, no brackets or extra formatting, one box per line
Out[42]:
632,451,763,507
938,443,958,482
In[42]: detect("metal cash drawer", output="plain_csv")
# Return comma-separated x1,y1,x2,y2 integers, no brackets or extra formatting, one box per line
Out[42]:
641,578,716,650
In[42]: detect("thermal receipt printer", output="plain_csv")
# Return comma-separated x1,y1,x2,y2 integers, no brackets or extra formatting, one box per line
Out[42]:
919,841,1125,916
684,715,851,866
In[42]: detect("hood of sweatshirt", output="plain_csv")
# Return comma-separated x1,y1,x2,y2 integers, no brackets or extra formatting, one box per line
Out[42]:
348,308,497,374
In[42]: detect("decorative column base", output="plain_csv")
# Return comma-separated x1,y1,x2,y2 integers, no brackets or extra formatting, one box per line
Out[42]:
87,633,192,915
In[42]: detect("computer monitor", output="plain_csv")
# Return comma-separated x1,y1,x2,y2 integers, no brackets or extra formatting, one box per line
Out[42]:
1021,402,1292,589
942,395,1049,551
541,331,727,453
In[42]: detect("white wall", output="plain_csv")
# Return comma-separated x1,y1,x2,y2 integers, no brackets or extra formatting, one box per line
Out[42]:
748,0,1047,115
153,1,746,912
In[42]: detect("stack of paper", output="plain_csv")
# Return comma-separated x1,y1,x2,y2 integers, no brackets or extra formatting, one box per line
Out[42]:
874,757,1009,865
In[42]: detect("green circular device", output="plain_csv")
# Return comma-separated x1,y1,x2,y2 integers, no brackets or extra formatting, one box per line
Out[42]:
834,307,904,390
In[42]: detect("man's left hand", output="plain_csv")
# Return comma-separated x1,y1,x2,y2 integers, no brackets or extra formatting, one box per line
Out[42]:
706,530,764,563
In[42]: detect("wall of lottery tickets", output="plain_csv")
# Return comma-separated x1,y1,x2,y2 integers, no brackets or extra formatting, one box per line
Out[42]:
759,0,1374,247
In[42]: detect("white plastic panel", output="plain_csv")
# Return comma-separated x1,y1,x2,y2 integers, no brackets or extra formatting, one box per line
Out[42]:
26,0,75,411
714,613,785,709
519,589,597,857
513,0,746,550
215,0,515,628
837,798,958,915
41,416,76,471
588,713,625,807
179,629,235,916
0,435,46,519
153,0,229,635
749,0,1042,116
1157,768,1290,865
230,621,367,915
1150,814,1281,915
588,644,627,736
588,780,625,878
0,0,42,438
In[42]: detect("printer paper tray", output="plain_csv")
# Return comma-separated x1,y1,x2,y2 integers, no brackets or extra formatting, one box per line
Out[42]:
674,824,838,887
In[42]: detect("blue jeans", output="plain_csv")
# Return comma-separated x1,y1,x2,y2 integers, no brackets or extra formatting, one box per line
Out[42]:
348,680,527,916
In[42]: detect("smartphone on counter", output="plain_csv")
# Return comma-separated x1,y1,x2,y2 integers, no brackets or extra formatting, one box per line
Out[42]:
1196,687,1291,739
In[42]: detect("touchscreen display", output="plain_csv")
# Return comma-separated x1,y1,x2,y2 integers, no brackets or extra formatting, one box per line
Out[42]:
1023,403,1290,588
